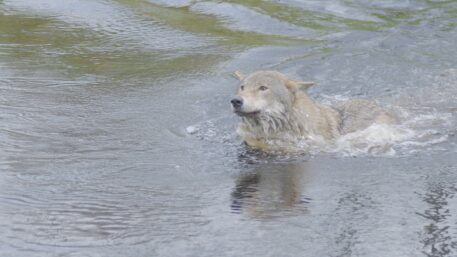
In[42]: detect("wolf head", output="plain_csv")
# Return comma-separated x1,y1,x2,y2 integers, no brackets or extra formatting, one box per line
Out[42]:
231,71,314,129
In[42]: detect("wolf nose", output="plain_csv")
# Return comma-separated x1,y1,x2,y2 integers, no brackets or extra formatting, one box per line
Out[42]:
231,97,243,108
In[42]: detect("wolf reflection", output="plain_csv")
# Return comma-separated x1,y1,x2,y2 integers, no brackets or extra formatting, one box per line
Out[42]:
231,163,311,218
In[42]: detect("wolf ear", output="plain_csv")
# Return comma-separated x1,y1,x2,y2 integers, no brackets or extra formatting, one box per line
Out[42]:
286,80,315,92
233,71,245,81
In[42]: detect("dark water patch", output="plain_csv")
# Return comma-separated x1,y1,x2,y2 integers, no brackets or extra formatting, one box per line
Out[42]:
416,167,457,257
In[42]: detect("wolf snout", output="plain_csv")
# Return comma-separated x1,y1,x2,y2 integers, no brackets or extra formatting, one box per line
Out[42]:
231,96,243,108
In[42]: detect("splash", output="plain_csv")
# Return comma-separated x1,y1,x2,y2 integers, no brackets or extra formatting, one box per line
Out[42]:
188,107,453,157
331,123,416,156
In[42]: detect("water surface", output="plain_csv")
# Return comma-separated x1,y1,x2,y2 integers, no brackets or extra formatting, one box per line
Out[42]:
1,0,457,256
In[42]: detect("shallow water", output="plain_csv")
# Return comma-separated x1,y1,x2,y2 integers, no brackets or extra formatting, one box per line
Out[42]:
1,0,457,256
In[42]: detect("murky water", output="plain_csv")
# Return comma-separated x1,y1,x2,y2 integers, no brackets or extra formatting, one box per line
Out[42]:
1,0,457,256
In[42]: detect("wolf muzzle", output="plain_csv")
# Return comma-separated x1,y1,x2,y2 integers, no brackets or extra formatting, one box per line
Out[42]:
231,96,243,109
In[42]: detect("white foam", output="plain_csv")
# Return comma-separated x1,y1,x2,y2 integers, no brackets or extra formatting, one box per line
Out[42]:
331,123,416,156
186,125,198,135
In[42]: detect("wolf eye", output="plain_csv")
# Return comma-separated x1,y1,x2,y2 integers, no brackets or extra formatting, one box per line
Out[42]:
240,85,244,90
259,86,268,91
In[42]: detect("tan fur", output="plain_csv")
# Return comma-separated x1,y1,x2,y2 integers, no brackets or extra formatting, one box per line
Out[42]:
231,70,395,152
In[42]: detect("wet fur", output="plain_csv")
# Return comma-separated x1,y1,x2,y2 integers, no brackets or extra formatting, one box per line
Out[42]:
232,70,395,152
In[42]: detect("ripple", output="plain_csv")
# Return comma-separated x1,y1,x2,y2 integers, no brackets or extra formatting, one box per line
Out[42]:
4,0,212,52
0,182,209,249
191,2,314,38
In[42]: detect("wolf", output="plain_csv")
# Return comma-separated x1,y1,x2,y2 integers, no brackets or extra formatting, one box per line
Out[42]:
230,70,395,152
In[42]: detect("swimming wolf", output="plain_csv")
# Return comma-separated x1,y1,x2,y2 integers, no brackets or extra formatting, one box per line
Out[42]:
230,70,395,152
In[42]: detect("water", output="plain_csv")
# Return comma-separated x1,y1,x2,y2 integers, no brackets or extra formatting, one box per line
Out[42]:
0,0,456,256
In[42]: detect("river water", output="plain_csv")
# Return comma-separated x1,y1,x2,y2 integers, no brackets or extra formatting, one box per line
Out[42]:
1,0,457,256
